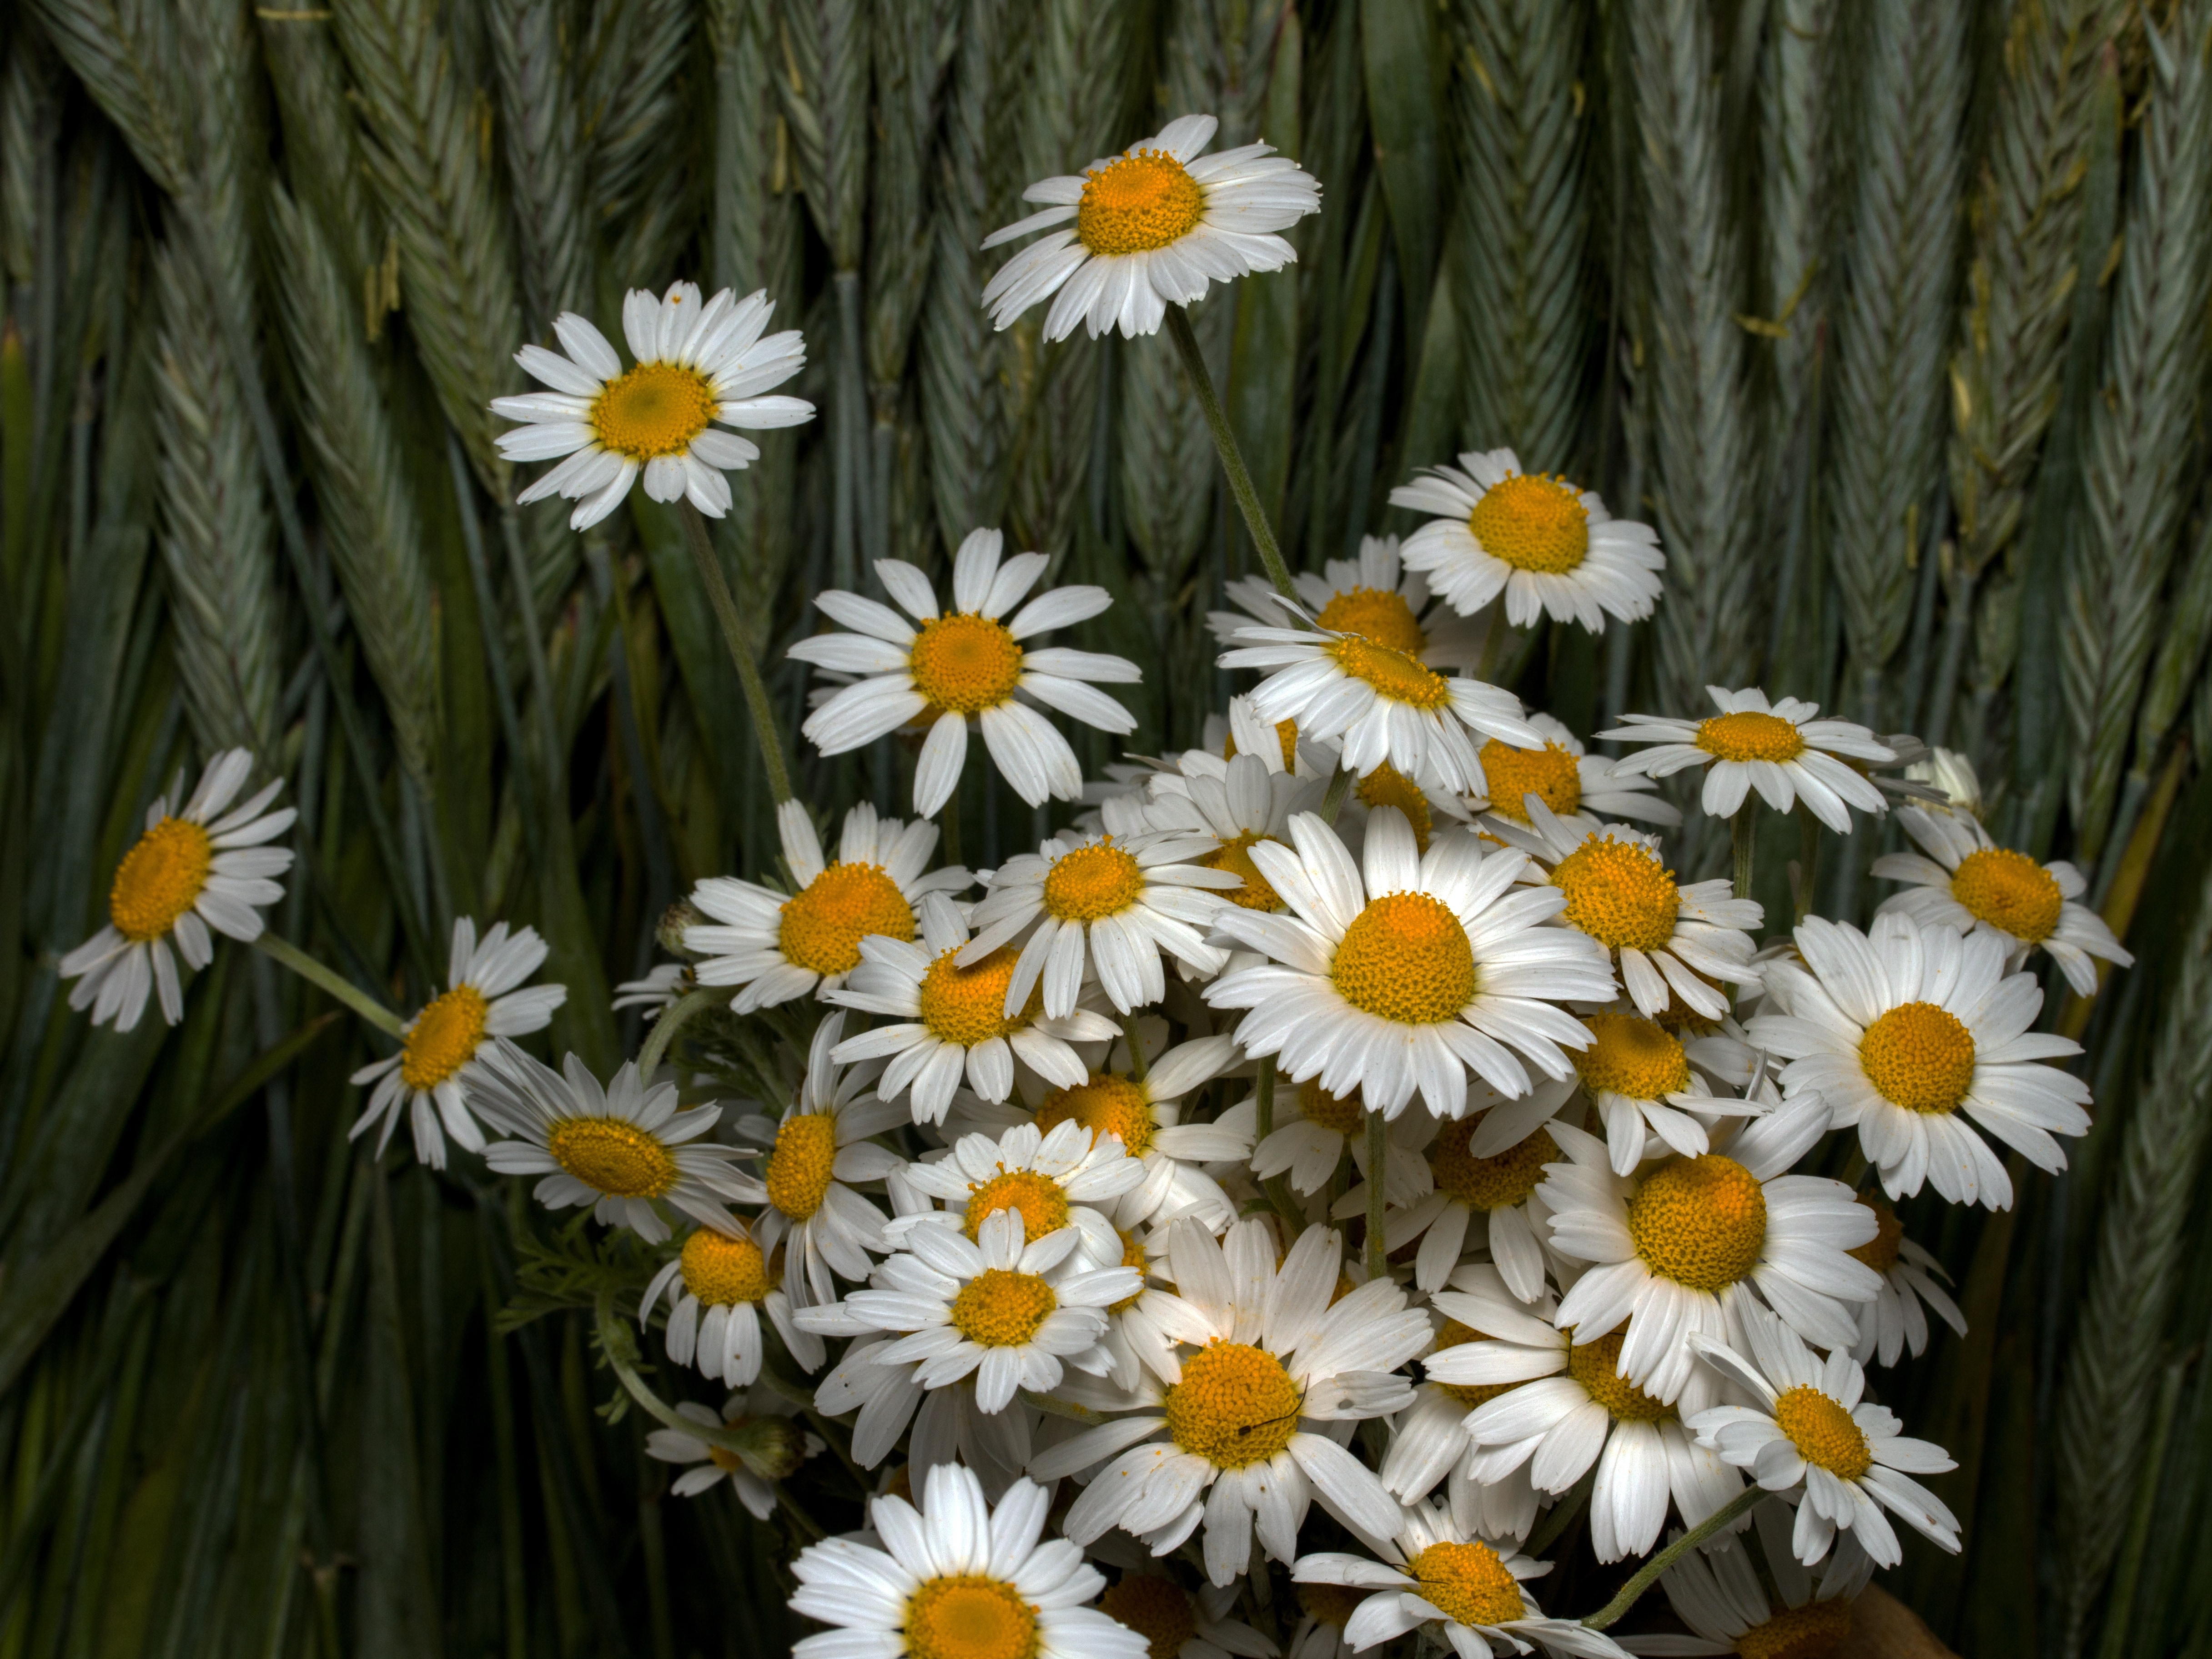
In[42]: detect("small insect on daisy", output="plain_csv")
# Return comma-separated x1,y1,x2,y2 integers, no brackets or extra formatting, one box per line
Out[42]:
645,1389,819,1518
61,748,295,1032
1842,1196,1965,1369
642,1217,825,1386
792,530,1141,817
1601,688,1895,835
349,917,568,1169
786,1466,1151,1659
492,282,813,527
1389,446,1666,635
1208,535,1487,672
1642,1497,1875,1659
1465,712,1681,831
981,112,1321,342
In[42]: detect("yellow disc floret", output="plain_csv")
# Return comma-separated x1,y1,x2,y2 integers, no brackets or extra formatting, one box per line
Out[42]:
1111,1228,1149,1313
1625,1155,1767,1292
1948,846,2064,944
109,817,215,942
1042,841,1147,922
1201,830,1286,911
1076,150,1207,256
1468,473,1589,574
1036,1072,1155,1155
1316,586,1428,655
1575,1011,1692,1101
400,984,491,1090
1847,1196,1904,1275
1430,1121,1557,1212
1773,1385,1873,1480
764,1113,840,1220
1551,836,1680,954
1407,1539,1526,1629
1733,1598,1855,1659
918,945,1039,1046
1164,1341,1302,1468
1478,740,1583,821
963,1170,1071,1242
590,361,717,460
547,1118,678,1198
779,863,914,976
1858,1001,1976,1115
1298,1080,1366,1137
1226,718,1302,772
1356,764,1434,853
1331,892,1477,1025
950,1269,1057,1347
1327,638,1455,711
1098,1578,1196,1659
1565,1330,1672,1422
1695,711,1805,763
905,1575,1041,1659
909,613,1025,716
681,1227,776,1306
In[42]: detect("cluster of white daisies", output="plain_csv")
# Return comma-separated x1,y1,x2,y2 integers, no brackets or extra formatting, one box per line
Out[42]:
58,106,2139,1659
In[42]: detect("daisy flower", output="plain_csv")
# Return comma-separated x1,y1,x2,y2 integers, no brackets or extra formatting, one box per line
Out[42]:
1635,1498,1875,1657
1872,803,2132,997
980,113,1321,342
473,1048,759,1245
1094,1572,1276,1659
1245,1078,1431,1205
646,1390,818,1518
1600,689,1895,835
1206,809,1614,1118
492,282,812,528
61,748,295,1032
1292,1503,1629,1659
1747,914,2093,1210
891,1121,1149,1266
1687,1303,1960,1568
1340,1112,1567,1299
1541,1011,1766,1179
1134,750,1326,916
642,1217,825,1385
792,530,1140,817
828,894,1121,1125
1465,713,1681,831
684,801,970,1013
787,1466,1150,1659
963,829,1238,1018
1904,744,1986,817
1030,1220,1428,1586
1379,1351,1544,1547
347,917,568,1169
1418,1272,1741,1563
613,961,691,1016
1207,536,1486,671
1389,447,1665,634
1843,1196,1965,1368
1541,1095,1882,1404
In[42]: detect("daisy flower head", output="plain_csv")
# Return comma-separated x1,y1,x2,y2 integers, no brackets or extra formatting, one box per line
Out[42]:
643,1215,826,1386
1687,1302,1960,1568
1342,1109,1569,1299
1905,744,1985,818
1246,1078,1431,1205
892,1120,1149,1266
792,530,1140,817
61,748,295,1032
473,1047,759,1244
1390,446,1665,635
981,113,1321,342
828,894,1121,1124
1747,913,2093,1210
1602,689,1896,835
1093,1571,1275,1659
646,1389,819,1518
1030,1219,1431,1586
1644,1498,1875,1658
1872,804,2131,997
1513,1009,1766,1180
492,282,812,528
1206,808,1615,1119
613,961,692,1016
685,800,970,1013
1133,750,1327,916
1842,1196,1965,1368
348,917,568,1169
1208,536,1486,672
1466,713,1681,832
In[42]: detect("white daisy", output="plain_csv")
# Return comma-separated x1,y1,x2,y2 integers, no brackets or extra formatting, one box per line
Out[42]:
1093,1571,1277,1659
645,1389,819,1518
1600,688,1895,835
61,748,295,1031
1244,1078,1431,1206
613,961,691,1016
1029,1219,1428,1586
1687,1302,1960,1568
1464,713,1681,831
1338,1110,1574,1299
1633,1498,1875,1657
1207,536,1486,671
827,894,1120,1125
981,113,1321,342
787,1466,1150,1659
473,1048,759,1245
1843,1196,1965,1369
1130,750,1327,917
642,1216,826,1385
1904,745,1985,818
1206,809,1614,1118
684,800,970,1013
347,917,568,1169
890,1121,1149,1266
1502,1011,1766,1181
1747,914,2093,1210
492,282,812,528
1390,447,1665,634
1872,804,2132,997
791,530,1140,817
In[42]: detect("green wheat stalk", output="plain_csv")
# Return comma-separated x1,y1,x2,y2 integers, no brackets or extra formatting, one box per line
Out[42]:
257,9,382,295
582,0,697,233
488,0,594,325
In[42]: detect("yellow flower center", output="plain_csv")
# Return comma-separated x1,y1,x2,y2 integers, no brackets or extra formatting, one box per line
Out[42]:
905,1575,1040,1659
1297,1080,1367,1137
1949,846,2064,943
764,1113,840,1220
1036,1072,1155,1155
1201,829,1286,911
589,361,717,460
1467,473,1589,574
1098,1578,1196,1659
918,945,1040,1047
1326,637,1455,711
1315,586,1428,655
680,1228,776,1306
910,613,1025,716
1773,1385,1873,1480
1625,1155,1767,1292
1042,841,1148,922
1653,978,1726,1037
1478,739,1583,821
399,985,491,1091
1111,1228,1149,1313
1565,1329,1673,1422
1430,1318,1516,1410
1164,1340,1303,1468
109,817,214,942
962,1169,1071,1242
1574,1011,1691,1101
546,1118,678,1198
1355,763,1434,853
1225,718,1302,772
1551,836,1680,954
1297,1584,1367,1630
1330,891,1476,1025
1858,1001,1977,1115
1407,1539,1525,1629
779,862,915,976
1847,1196,1904,1275
1430,1121,1556,1212
1695,710,1805,763
1076,150,1206,256
949,1268,1057,1347
1733,1598,1855,1659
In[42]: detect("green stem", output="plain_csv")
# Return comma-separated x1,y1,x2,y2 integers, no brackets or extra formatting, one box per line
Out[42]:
593,1289,779,1474
1793,807,1820,925
637,986,724,1082
677,500,793,804
1477,608,1514,685
1527,1470,1593,1555
1731,806,1758,903
1252,1059,1305,1229
1581,1487,1762,1629
1121,1013,1150,1083
254,933,405,1038
1365,1107,1388,1277
939,780,962,865
1164,305,1301,613
1320,761,1353,824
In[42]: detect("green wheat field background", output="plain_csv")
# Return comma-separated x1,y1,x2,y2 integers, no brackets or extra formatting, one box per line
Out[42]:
2,0,2210,1654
